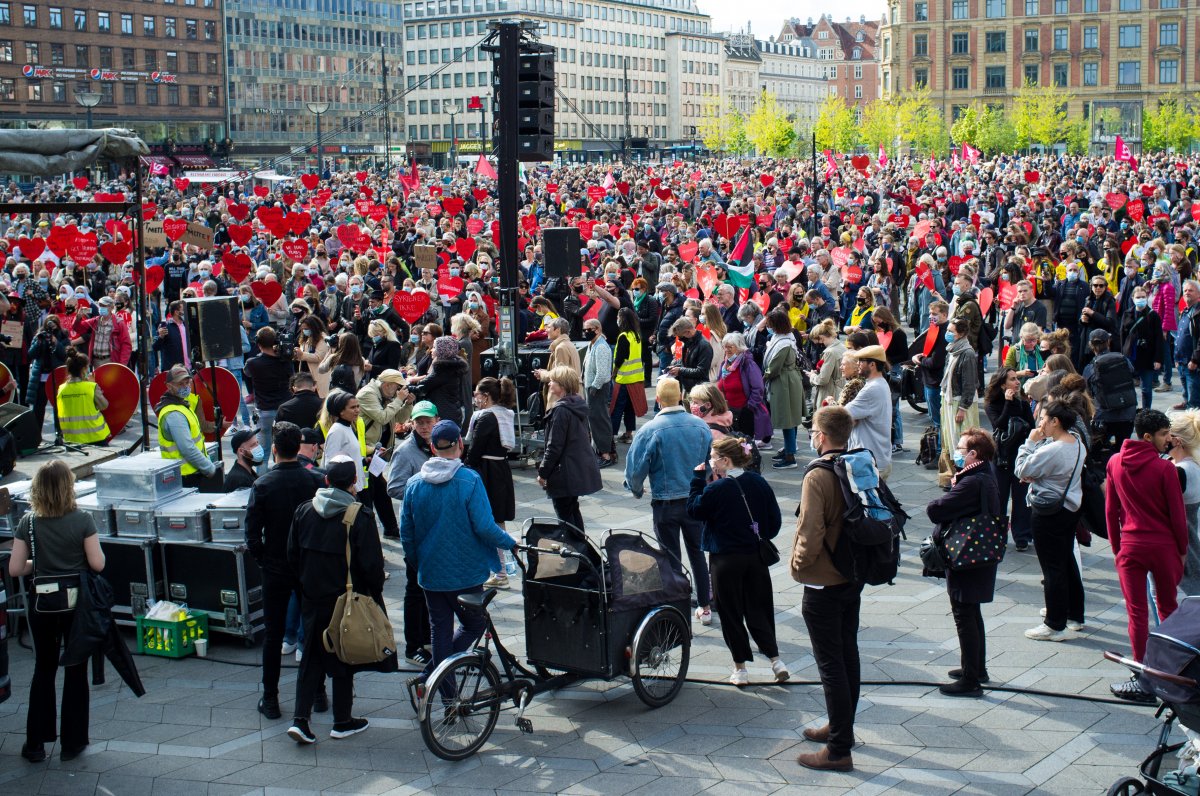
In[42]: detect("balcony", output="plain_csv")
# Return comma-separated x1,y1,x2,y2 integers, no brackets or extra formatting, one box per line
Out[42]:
1116,82,1142,91
983,85,1008,94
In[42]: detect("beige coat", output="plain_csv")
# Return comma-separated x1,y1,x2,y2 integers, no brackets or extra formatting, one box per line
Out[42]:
295,337,332,396
355,381,413,448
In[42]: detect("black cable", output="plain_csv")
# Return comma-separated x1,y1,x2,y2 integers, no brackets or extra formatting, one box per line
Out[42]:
554,88,623,153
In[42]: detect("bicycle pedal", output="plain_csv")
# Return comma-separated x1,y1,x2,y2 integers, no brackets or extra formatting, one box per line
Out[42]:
516,717,534,734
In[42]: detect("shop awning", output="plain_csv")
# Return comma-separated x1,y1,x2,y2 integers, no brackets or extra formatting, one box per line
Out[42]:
139,155,174,171
174,154,215,169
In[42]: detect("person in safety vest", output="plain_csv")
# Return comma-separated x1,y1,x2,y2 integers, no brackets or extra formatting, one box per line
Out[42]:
609,307,645,447
156,364,217,487
56,348,109,445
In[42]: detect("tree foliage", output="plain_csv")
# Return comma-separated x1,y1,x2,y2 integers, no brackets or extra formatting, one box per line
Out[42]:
951,103,1017,155
1143,92,1196,153
812,94,857,153
1010,80,1072,151
745,90,797,157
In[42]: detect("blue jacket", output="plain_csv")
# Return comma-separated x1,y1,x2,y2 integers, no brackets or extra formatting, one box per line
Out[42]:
623,406,712,500
400,457,516,592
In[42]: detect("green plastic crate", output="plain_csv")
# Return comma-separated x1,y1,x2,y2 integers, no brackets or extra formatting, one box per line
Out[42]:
136,612,208,658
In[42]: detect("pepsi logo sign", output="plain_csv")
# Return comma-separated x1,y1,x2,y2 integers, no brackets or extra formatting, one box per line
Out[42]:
23,64,53,78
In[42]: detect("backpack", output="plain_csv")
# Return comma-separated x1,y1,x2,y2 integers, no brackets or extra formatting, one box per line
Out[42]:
707,423,762,473
1090,352,1138,413
804,450,908,586
323,504,398,668
915,425,938,467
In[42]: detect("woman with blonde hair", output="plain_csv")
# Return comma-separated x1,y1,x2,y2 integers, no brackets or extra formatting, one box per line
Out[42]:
1170,410,1200,594
319,332,367,394
365,318,403,374
450,311,483,385
688,382,734,439
807,319,846,409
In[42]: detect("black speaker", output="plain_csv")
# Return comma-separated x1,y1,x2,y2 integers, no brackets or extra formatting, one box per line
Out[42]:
543,227,581,279
184,296,240,363
0,402,40,455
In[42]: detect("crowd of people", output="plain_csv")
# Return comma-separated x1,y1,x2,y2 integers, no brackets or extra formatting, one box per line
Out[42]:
4,149,1200,771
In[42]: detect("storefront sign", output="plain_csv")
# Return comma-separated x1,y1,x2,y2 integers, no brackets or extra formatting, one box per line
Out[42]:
20,64,175,83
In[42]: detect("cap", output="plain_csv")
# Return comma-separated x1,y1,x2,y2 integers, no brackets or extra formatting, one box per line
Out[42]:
430,419,461,450
166,364,192,384
230,428,258,454
854,344,889,366
376,369,406,385
655,282,676,295
411,400,438,420
325,455,358,489
1089,328,1112,345
299,427,323,445
98,296,113,307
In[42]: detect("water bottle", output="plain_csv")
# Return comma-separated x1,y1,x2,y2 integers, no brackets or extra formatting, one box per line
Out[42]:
502,549,518,578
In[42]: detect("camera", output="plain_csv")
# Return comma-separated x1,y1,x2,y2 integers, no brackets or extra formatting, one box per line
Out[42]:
0,334,11,345
275,331,296,359
324,333,339,349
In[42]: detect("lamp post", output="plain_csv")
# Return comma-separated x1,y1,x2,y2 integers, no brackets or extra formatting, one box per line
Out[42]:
447,100,459,168
305,101,330,175
467,95,486,160
75,90,101,131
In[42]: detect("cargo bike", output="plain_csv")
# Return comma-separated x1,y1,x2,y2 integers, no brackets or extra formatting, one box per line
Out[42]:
415,519,693,760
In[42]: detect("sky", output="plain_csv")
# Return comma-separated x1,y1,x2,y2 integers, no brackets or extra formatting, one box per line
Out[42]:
708,0,887,38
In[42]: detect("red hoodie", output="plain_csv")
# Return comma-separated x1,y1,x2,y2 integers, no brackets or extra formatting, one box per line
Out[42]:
1105,438,1188,556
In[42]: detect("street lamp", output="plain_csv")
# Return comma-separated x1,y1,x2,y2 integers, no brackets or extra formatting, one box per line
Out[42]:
75,90,101,130
446,100,460,168
306,100,330,176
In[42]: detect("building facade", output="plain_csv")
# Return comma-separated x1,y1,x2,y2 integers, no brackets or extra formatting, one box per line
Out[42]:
0,0,225,161
879,0,1196,124
223,0,405,168
400,0,716,163
721,34,759,115
756,38,826,130
778,14,881,116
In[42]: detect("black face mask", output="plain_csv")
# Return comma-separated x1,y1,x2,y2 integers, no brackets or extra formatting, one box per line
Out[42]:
583,328,597,340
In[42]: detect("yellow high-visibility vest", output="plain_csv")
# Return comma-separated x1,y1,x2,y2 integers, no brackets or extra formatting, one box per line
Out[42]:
614,331,643,384
56,380,109,444
158,402,205,476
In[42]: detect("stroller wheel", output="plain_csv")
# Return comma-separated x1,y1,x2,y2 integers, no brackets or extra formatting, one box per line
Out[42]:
1106,776,1146,796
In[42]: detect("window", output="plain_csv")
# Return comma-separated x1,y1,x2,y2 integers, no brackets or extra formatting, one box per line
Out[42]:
986,31,1006,51
22,4,34,25
986,65,1006,87
0,79,12,101
855,64,863,79
914,1,927,20
1161,0,1178,6
1118,0,1139,8
1083,25,1097,49
51,81,64,101
205,52,216,73
186,51,196,71
187,84,198,105
120,12,132,34
1025,0,1038,13
0,3,8,25
73,8,84,29
1025,28,1039,51
1083,62,1098,84
49,42,61,63
143,15,154,35
1159,22,1178,46
1160,59,1178,83
26,82,40,101
122,47,134,68
164,16,174,36
167,84,178,105
985,0,1005,16
1118,60,1140,85
914,33,928,55
99,83,112,103
1054,27,1068,49
122,83,136,104
0,40,9,61
1054,0,1067,11
144,50,155,69
23,40,35,61
1083,0,1096,9
952,32,969,53
145,84,158,104
48,6,60,28
203,19,213,39
206,85,218,106
952,66,969,88
1119,25,1140,47
97,11,108,31
1053,62,1068,86
915,67,929,87
1025,63,1039,84
184,18,195,38
953,0,968,18
165,50,176,71
74,44,87,66
98,46,111,67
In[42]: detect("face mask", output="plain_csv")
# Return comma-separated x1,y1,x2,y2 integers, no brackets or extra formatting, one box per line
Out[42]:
631,289,642,299
350,285,363,294
241,296,253,306
449,268,460,277
467,301,480,310
372,335,383,343
1067,271,1079,281
177,386,192,400
583,328,596,340
1134,297,1149,309
857,297,868,306
409,334,419,344
38,278,47,288
951,284,962,296
690,404,710,417
952,450,966,468
98,307,109,316
307,268,318,277
945,331,956,343
938,256,947,263
302,329,312,337
198,270,211,279
1121,222,1129,230
247,444,265,465
1076,237,1085,245
1125,267,1137,277
326,284,337,293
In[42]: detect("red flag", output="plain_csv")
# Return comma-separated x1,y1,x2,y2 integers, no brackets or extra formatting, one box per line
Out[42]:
922,323,940,356
475,155,497,179
877,144,888,167
1115,135,1133,162
1130,155,1140,173
962,142,980,164
928,156,937,181
823,149,837,180
602,170,614,189
952,151,962,174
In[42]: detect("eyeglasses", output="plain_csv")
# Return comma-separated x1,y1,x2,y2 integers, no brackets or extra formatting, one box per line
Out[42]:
1091,283,1106,288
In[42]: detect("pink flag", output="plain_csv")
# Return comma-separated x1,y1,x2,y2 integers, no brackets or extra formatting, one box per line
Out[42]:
1130,155,1140,173
151,163,169,176
962,142,980,164
474,154,497,179
952,151,962,174
877,144,889,167
602,170,614,189
823,149,837,180
928,156,937,181
1115,135,1133,162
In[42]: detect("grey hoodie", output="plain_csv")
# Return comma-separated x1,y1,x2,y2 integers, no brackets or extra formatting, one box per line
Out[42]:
417,456,462,484
312,486,356,518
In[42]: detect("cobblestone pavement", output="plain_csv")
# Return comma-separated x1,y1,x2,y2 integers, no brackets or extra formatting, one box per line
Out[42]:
0,384,1186,795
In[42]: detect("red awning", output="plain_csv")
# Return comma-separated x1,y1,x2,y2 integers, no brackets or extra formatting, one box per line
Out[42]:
139,155,174,169
174,154,215,169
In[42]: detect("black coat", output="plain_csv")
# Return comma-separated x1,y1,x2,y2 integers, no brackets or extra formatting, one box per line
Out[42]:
675,333,713,394
275,389,324,431
365,338,404,373
245,461,325,577
925,463,1001,604
63,571,144,697
984,395,1034,470
1122,307,1164,371
538,392,602,500
411,356,469,425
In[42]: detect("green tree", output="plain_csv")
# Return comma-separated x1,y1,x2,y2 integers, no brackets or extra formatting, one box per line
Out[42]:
950,104,982,150
1143,92,1196,152
891,89,948,155
697,93,732,154
1064,117,1089,155
975,105,1018,155
728,112,751,157
858,98,896,151
812,94,857,153
1010,80,1072,151
745,90,797,157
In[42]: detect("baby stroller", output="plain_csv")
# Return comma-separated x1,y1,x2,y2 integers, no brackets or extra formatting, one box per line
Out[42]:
1106,597,1200,795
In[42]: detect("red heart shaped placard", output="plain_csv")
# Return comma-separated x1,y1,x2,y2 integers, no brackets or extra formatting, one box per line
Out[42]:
253,185,269,198
221,251,253,283
68,231,98,263
301,173,320,190
392,290,431,323
759,174,775,188
678,241,699,263
163,218,188,242
355,171,369,183
227,224,252,247
228,203,250,221
144,265,164,294
1105,192,1127,210
99,240,130,265
72,176,88,190
456,237,477,262
282,240,309,262
173,178,191,192
442,197,465,216
250,279,283,306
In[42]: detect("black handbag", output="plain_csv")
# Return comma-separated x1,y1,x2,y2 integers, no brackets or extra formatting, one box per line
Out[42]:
919,536,949,575
731,476,779,566
938,489,1007,571
1028,437,1083,517
27,515,81,614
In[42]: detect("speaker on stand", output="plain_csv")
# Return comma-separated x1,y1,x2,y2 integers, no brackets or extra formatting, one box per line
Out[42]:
183,296,240,362
0,402,42,456
542,227,582,280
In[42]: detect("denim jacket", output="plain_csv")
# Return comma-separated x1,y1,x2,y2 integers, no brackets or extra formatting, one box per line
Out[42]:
622,406,713,500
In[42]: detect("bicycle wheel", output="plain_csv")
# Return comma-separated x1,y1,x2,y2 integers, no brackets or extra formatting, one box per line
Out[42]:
630,607,690,708
419,656,503,761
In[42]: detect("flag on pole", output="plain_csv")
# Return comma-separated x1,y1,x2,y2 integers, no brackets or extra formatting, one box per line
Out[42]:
962,142,980,164
602,170,614,189
952,150,962,174
150,162,169,176
823,149,837,180
877,144,889,167
1115,135,1133,162
475,154,497,179
725,226,756,289
928,155,937,181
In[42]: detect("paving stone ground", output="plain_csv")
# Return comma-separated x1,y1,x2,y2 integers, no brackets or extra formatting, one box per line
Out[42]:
0,381,1189,795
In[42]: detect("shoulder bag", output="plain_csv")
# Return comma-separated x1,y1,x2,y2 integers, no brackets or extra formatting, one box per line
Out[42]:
730,476,779,566
1029,438,1083,517
937,485,1008,571
28,515,81,614
323,503,397,666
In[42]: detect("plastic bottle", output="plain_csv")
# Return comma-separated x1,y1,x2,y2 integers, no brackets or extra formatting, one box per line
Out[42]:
502,549,518,578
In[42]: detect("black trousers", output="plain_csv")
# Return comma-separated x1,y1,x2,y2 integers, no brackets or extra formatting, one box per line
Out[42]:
950,597,987,684
293,604,353,722
995,466,1032,546
551,495,584,533
403,558,431,657
261,570,296,697
1032,507,1085,631
364,475,398,535
801,582,863,759
710,551,778,664
27,605,89,748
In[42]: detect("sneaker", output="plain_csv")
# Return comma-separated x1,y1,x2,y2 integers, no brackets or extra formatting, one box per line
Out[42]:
406,648,432,667
892,443,905,453
1024,623,1067,642
729,668,749,687
695,607,712,626
1110,675,1156,703
772,449,787,461
281,641,299,655
406,676,426,714
1039,607,1047,617
756,441,773,451
1015,542,1030,552
288,718,317,745
330,717,370,739
1155,384,1173,393
771,457,798,470
772,659,790,683
597,457,615,469
1174,402,1189,410
483,572,509,589
1066,620,1085,632
295,648,303,663
258,695,282,720
314,689,329,714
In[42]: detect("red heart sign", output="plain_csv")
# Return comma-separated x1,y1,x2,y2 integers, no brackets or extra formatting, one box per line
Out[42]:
367,204,389,223
355,199,373,216
257,206,283,227
47,226,76,257
757,213,774,229
466,218,484,235
587,186,606,203
355,171,369,183
1141,184,1155,197
221,251,253,283
1192,205,1200,222
253,185,269,198
1121,237,1136,256
1105,192,1127,210
95,192,126,204
105,219,130,240
142,202,157,220
616,181,631,196
301,173,320,190
392,290,431,323
472,188,489,202
99,240,130,265
228,203,250,221
428,185,443,198
544,183,559,195
719,182,734,195
281,192,297,207
438,276,465,299
649,177,661,187
72,176,88,190
426,203,443,217
678,241,699,263
201,185,214,197
336,224,361,250
282,240,309,262
443,197,465,216
144,265,164,294
163,218,188,242
654,187,673,201
759,174,775,188
290,212,312,236
68,231,98,262
1127,201,1144,222
18,237,46,260
173,178,191,192
227,224,252,247
456,237,477,262
521,214,539,234
1024,170,1040,184
251,280,283,307
850,155,870,175
830,247,851,269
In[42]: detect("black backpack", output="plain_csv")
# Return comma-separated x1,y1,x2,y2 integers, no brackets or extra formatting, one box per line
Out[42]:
804,450,908,586
706,423,762,473
915,426,938,466
1090,352,1138,413
329,364,359,394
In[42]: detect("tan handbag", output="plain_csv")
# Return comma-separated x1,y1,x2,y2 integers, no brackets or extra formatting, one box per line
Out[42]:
322,504,397,666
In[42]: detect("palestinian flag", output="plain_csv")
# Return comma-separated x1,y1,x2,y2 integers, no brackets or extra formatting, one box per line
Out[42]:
725,226,755,289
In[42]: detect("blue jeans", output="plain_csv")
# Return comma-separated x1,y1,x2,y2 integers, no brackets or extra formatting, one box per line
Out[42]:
257,408,277,472
231,367,251,426
422,585,488,683
1164,333,1176,386
1137,370,1156,410
924,385,942,452
782,427,797,456
283,592,304,648
890,365,903,447
1185,365,1200,409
